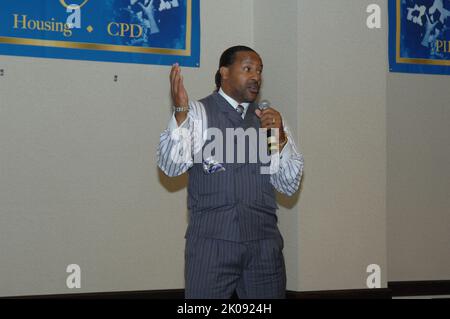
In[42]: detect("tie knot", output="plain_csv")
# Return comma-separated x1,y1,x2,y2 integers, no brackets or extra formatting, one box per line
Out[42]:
236,105,245,115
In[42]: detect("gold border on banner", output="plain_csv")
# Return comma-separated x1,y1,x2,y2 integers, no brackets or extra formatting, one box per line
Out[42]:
0,0,192,56
59,0,90,9
396,0,450,66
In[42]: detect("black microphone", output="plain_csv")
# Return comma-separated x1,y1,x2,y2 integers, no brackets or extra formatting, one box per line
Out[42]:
258,100,277,155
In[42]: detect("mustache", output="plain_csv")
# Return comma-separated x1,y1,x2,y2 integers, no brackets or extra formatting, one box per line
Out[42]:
247,81,260,88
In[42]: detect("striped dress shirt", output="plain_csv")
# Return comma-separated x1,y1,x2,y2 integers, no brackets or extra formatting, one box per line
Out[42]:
157,89,304,196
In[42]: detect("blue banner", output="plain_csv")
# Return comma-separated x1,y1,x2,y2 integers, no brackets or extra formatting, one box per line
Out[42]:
0,0,200,67
389,0,450,75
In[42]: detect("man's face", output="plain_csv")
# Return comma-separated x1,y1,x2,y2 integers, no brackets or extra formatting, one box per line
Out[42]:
221,51,263,103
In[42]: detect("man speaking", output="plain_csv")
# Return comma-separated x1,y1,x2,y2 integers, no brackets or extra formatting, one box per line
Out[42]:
157,45,304,299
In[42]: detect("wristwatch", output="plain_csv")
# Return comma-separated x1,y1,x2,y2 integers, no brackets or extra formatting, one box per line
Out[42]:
174,105,189,113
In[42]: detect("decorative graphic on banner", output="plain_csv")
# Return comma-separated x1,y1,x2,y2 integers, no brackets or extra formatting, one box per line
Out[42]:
0,0,200,67
389,0,450,75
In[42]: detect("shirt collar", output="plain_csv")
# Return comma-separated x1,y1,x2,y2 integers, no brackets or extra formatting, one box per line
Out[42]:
218,88,250,116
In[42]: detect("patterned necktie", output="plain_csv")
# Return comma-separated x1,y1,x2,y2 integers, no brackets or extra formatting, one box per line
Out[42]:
236,105,245,117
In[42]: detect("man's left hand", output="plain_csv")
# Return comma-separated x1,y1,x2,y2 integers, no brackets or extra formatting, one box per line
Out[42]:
255,107,287,150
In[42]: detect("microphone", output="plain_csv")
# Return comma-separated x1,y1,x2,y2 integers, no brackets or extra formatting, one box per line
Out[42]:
258,99,271,111
258,100,278,155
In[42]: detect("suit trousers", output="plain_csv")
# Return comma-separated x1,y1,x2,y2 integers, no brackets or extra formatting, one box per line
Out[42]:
184,236,286,299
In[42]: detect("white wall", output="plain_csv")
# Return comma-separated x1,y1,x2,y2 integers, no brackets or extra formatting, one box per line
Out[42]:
296,0,388,290
0,0,254,297
387,73,450,281
255,0,388,291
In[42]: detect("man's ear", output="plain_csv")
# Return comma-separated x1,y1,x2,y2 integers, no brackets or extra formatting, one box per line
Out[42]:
220,66,229,82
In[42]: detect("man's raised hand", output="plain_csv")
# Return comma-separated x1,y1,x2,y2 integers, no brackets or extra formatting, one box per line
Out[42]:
170,63,189,125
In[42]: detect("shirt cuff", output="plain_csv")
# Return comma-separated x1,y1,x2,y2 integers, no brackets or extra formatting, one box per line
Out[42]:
167,112,189,131
279,137,293,167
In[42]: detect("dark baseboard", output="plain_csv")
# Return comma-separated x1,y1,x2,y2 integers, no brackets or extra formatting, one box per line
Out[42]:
389,280,450,297
2,289,185,300
3,280,449,299
4,288,389,299
286,288,391,299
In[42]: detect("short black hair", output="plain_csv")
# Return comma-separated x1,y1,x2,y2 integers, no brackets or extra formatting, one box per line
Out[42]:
215,45,257,91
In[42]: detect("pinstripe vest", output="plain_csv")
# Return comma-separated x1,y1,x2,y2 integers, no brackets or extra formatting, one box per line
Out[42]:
185,92,280,242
